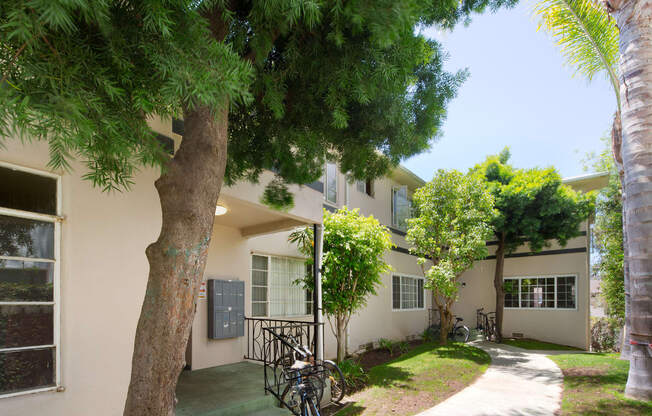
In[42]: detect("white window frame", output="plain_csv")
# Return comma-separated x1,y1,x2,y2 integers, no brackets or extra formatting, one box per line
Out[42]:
355,179,373,197
250,253,313,318
391,185,411,231
503,274,578,311
0,161,62,399
324,162,338,204
392,274,425,312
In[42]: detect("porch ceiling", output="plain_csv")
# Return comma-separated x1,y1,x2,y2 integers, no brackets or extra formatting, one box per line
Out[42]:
214,194,310,238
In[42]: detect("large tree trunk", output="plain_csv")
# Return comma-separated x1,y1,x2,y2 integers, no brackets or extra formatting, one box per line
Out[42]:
123,106,228,415
609,0,652,401
493,234,506,342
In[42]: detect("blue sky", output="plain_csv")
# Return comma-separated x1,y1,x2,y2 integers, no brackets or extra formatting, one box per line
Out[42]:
403,0,615,182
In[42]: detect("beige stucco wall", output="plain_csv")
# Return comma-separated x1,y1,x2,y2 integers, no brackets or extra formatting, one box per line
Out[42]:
0,140,162,416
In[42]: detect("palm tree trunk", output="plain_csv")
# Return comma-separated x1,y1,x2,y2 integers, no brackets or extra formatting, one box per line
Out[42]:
609,0,652,400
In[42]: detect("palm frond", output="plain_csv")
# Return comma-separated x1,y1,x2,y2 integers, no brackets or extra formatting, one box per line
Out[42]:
534,0,620,108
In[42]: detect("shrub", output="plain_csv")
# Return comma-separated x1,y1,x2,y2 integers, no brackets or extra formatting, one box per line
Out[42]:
338,359,369,391
398,341,409,354
421,328,434,343
378,338,395,355
591,317,622,352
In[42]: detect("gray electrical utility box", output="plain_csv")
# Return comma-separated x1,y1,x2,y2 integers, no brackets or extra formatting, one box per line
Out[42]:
207,279,245,339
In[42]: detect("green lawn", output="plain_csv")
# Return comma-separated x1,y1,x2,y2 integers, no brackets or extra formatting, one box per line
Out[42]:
501,338,583,351
549,353,652,416
337,342,490,416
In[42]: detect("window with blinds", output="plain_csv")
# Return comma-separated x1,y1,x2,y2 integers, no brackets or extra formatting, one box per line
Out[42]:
392,275,424,311
251,254,312,317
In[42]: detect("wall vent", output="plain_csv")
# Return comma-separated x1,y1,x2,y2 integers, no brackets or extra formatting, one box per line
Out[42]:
512,332,524,338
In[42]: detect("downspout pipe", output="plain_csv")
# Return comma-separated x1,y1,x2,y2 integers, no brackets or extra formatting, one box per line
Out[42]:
313,223,324,361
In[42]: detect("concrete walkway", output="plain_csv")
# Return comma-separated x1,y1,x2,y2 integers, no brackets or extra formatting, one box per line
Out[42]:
416,342,564,416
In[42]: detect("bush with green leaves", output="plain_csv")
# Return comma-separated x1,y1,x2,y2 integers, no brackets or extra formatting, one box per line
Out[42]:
407,169,494,344
338,359,369,391
290,207,393,363
397,341,410,354
591,317,622,352
421,328,435,343
378,338,396,355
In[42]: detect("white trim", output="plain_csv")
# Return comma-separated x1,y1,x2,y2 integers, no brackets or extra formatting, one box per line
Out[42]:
0,255,55,263
503,274,579,311
0,161,60,180
250,253,313,319
0,386,57,400
0,162,62,398
0,344,56,353
0,301,54,306
391,273,426,312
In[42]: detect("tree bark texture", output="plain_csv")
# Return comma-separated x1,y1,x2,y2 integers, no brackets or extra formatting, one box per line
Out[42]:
439,304,453,345
609,0,652,400
336,314,346,363
123,105,229,415
493,234,506,342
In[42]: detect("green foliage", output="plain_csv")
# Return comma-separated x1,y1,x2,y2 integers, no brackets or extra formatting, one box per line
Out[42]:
0,0,252,191
292,207,393,361
586,143,624,322
407,170,494,319
534,0,620,107
378,338,396,355
397,341,410,354
298,207,393,318
338,359,369,391
1,0,516,199
591,317,622,352
421,327,435,343
472,148,595,254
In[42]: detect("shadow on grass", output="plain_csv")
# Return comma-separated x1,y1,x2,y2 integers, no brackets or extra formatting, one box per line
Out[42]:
565,372,628,389
336,403,367,416
364,342,490,388
567,397,652,416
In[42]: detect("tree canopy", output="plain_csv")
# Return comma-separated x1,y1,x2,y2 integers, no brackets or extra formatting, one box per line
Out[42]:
407,169,494,343
1,0,515,197
291,207,393,361
472,148,594,340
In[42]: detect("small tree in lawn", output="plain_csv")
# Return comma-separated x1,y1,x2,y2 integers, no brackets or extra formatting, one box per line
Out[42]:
407,170,494,344
472,148,594,342
290,207,393,362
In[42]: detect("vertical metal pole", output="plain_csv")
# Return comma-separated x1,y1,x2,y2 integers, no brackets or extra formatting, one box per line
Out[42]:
313,223,324,361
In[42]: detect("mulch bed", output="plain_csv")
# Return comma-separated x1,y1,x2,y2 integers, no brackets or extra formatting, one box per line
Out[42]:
355,340,423,371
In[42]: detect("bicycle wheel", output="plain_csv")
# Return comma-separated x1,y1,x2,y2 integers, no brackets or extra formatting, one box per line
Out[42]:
304,396,321,416
280,385,301,414
322,360,345,403
453,325,470,343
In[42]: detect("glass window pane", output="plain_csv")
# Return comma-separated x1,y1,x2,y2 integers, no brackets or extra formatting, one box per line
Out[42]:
326,163,337,203
252,303,266,317
0,305,53,349
252,270,267,286
0,167,56,215
0,260,54,302
0,215,54,259
392,276,401,309
417,279,424,309
252,287,267,302
556,276,576,309
252,255,268,270
0,347,55,395
504,279,519,308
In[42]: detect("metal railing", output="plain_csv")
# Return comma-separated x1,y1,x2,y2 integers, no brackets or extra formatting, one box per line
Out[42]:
244,317,320,363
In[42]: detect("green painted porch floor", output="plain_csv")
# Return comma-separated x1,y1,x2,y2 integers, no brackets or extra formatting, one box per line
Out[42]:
176,361,291,416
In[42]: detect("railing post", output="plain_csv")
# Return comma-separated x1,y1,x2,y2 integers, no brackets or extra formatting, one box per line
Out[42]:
313,223,324,361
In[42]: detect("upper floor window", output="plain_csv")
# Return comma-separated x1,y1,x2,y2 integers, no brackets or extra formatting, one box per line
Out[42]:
391,186,411,231
504,275,576,309
251,254,312,318
356,179,374,197
0,163,60,397
392,275,424,310
325,162,338,204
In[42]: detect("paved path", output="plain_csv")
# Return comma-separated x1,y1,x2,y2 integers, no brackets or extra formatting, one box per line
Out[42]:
416,342,564,416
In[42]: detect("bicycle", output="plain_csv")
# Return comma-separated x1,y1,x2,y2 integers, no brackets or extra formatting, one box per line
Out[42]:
276,334,346,407
482,312,497,342
428,316,470,343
